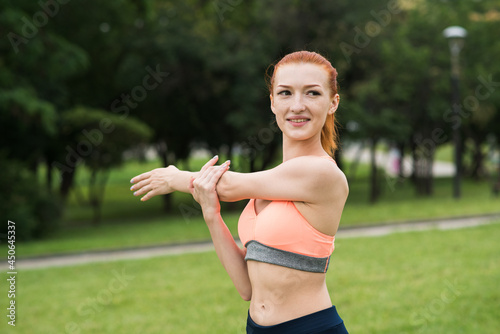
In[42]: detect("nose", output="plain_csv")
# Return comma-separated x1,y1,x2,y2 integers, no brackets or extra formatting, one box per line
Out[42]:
290,94,306,113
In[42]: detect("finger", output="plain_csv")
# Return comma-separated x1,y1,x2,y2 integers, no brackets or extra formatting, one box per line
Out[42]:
130,178,151,192
140,188,158,202
199,156,218,176
130,171,151,184
195,163,229,192
199,155,219,175
192,176,204,190
198,165,219,182
208,160,230,185
134,184,155,197
188,177,195,195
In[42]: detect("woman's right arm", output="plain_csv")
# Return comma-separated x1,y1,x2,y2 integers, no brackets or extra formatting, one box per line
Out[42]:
189,159,252,301
202,213,252,300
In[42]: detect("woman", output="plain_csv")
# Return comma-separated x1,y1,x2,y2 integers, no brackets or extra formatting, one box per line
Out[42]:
130,51,349,333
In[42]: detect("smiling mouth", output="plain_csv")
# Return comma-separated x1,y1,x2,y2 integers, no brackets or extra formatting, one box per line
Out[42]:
287,118,310,123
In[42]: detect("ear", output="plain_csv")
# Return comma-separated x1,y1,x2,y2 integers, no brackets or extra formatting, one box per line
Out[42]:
328,94,340,115
270,94,276,114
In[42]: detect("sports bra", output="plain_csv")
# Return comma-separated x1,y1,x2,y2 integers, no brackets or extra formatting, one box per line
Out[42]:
237,156,337,273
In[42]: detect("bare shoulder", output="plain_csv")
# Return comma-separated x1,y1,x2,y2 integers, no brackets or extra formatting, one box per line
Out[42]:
285,156,349,201
290,156,348,235
285,156,348,185
330,161,349,198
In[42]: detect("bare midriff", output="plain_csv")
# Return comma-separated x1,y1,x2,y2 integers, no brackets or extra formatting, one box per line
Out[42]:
247,260,333,326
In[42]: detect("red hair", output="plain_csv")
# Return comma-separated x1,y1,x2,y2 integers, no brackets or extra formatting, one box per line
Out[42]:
267,51,339,156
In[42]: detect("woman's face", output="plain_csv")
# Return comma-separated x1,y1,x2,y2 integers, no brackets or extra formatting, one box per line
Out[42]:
271,63,339,144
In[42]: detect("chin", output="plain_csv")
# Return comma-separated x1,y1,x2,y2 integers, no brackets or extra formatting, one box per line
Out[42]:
284,132,315,142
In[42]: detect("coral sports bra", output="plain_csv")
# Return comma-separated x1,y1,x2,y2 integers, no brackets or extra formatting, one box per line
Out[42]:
237,156,337,273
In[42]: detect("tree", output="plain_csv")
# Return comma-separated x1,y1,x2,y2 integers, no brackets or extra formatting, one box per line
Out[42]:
56,107,152,224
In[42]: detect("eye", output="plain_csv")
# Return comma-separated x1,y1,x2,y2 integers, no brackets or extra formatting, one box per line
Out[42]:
277,90,291,96
307,90,321,96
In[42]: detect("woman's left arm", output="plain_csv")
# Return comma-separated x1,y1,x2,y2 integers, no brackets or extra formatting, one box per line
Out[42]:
217,156,348,204
132,156,347,205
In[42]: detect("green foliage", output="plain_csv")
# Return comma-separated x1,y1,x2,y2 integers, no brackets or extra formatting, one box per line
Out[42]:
0,88,58,170
56,106,153,224
0,158,62,240
0,0,90,171
0,87,57,134
60,106,153,170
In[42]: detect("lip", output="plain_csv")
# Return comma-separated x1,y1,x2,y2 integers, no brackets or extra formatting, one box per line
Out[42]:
286,116,310,127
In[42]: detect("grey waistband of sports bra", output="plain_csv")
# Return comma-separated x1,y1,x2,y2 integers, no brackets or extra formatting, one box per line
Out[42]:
244,240,330,273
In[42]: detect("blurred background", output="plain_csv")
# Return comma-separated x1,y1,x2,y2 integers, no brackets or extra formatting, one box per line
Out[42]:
1,0,500,332
1,0,499,237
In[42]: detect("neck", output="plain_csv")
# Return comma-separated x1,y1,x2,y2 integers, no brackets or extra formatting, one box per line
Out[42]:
282,133,327,162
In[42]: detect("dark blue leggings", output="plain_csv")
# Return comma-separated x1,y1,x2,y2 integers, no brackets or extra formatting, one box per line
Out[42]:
246,306,348,334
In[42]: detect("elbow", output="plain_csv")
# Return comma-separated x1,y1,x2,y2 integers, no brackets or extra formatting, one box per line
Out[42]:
239,289,252,302
237,279,252,301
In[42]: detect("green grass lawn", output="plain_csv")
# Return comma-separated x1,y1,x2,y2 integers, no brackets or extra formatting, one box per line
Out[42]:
14,157,499,258
3,222,499,334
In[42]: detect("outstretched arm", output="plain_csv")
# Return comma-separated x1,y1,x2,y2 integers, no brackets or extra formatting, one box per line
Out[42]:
189,158,252,301
131,155,347,205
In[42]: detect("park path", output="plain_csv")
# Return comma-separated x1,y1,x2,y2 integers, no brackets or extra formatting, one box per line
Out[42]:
5,213,499,270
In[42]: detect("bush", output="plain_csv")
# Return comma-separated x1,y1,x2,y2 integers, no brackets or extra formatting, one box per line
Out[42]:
0,159,62,241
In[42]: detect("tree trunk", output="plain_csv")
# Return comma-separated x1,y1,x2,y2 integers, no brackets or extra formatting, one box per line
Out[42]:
424,153,434,195
59,167,76,201
469,134,486,180
414,139,434,196
89,169,100,225
493,163,500,197
89,169,109,226
29,159,38,176
410,136,418,185
46,158,53,192
397,142,405,179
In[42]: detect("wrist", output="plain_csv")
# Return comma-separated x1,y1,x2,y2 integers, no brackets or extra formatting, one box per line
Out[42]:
166,165,185,193
203,210,222,225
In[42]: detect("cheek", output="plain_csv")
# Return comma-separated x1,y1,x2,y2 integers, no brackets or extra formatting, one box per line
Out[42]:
272,102,288,116
313,102,330,117
271,104,289,131
274,113,286,128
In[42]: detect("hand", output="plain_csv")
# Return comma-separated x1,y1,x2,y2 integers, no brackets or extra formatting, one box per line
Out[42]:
189,157,231,220
130,165,179,201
